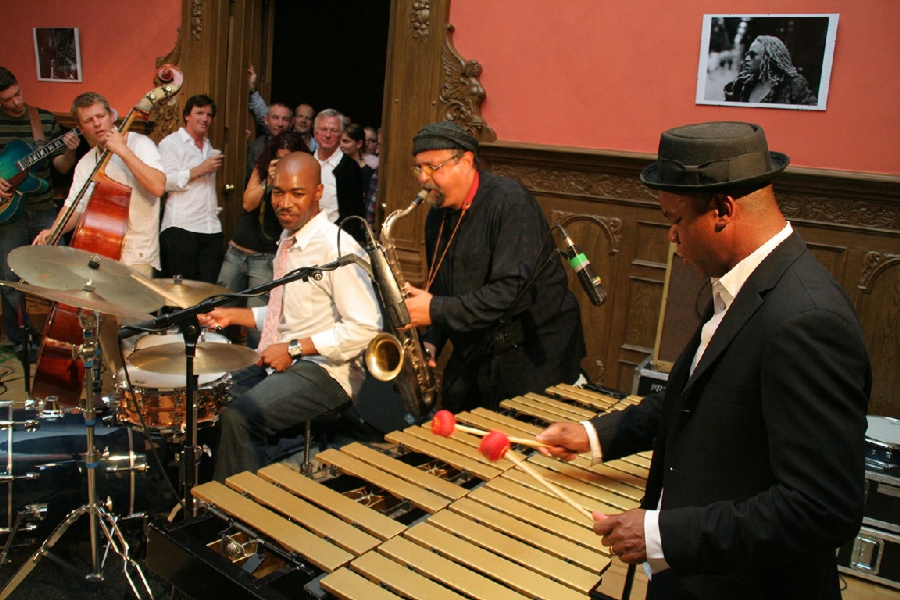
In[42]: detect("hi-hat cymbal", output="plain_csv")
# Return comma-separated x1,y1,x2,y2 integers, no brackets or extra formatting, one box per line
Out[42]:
127,342,259,375
9,246,164,314
154,278,230,308
0,281,155,320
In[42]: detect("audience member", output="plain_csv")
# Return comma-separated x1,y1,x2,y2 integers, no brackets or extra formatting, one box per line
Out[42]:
340,123,375,196
537,122,870,599
199,152,382,481
403,121,586,412
158,94,225,282
313,109,365,244
293,103,317,153
246,103,292,183
363,126,379,169
247,63,267,129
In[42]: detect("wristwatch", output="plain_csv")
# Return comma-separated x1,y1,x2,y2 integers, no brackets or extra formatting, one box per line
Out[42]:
288,339,303,359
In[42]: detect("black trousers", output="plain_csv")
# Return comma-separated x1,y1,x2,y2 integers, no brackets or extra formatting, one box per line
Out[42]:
159,227,224,283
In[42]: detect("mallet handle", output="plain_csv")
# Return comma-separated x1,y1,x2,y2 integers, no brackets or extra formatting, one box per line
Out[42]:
506,453,592,522
455,424,550,449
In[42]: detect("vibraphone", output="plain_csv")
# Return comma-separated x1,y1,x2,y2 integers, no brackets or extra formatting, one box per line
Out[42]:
147,385,651,599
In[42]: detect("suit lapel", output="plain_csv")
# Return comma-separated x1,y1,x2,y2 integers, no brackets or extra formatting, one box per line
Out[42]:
673,232,808,406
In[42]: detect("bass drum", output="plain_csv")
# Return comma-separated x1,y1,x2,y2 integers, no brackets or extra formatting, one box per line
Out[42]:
865,415,900,469
0,409,147,520
115,331,232,436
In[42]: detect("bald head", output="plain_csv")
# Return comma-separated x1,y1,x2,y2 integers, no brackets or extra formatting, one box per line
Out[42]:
271,152,323,232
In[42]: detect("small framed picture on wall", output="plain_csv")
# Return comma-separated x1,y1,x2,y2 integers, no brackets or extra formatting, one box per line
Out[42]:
34,27,82,82
696,14,838,110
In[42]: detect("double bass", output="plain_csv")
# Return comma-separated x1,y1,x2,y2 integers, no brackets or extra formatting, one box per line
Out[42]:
31,65,183,407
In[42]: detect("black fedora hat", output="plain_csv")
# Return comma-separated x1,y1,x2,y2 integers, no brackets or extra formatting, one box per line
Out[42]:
640,122,789,192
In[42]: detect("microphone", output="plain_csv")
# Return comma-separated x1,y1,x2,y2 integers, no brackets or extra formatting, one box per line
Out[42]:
365,242,410,329
559,226,607,307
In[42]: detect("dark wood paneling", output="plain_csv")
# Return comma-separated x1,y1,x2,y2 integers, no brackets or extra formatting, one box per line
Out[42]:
481,141,900,417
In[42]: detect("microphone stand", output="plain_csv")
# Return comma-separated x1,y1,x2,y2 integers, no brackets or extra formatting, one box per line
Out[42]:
119,255,356,518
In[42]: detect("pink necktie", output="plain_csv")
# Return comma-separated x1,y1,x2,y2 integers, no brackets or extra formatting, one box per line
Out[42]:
257,237,295,352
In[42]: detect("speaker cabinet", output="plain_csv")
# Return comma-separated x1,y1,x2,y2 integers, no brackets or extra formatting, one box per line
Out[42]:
652,244,710,373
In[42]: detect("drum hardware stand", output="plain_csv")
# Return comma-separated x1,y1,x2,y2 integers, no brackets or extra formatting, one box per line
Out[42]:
0,308,152,600
15,296,33,395
0,400,44,565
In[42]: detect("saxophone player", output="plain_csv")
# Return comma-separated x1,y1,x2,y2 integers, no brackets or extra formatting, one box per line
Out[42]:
403,121,586,413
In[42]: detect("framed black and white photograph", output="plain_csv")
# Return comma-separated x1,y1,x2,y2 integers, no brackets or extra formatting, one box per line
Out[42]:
696,14,838,110
33,27,82,82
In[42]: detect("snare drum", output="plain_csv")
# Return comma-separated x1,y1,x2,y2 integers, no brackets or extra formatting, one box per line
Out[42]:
116,331,232,433
865,415,900,469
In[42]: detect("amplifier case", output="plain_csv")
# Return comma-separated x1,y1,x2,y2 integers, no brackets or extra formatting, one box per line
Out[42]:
863,469,900,533
837,526,900,589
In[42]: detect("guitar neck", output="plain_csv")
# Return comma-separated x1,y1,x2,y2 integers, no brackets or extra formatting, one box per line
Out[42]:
18,128,81,171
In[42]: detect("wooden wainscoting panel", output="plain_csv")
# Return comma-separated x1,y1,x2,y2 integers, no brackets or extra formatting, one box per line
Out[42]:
855,252,900,417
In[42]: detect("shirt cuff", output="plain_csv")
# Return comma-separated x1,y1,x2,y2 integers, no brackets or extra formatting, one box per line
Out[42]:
164,169,191,192
643,509,670,575
580,421,603,465
252,306,266,331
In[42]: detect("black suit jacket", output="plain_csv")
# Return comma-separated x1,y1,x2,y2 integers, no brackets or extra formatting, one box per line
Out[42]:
593,232,871,599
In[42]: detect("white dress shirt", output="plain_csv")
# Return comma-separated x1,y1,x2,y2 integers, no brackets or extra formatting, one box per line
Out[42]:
251,210,382,398
66,132,164,269
315,148,344,223
158,127,222,234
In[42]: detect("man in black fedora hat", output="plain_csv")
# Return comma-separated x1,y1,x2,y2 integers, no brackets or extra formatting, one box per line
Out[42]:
537,121,871,599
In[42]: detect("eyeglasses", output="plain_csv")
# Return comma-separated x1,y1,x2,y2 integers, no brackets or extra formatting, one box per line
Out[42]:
411,154,460,177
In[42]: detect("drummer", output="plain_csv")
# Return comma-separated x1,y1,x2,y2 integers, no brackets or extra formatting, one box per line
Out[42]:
199,151,381,482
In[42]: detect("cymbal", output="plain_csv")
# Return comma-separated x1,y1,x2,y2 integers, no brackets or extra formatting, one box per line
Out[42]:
9,246,164,314
127,342,259,375
153,278,231,308
0,281,155,321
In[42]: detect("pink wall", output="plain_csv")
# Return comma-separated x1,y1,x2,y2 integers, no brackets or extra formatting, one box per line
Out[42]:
449,1,900,175
0,0,181,118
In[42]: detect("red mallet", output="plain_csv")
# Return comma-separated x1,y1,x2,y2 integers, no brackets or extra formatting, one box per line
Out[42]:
479,430,512,461
478,430,592,522
430,410,549,449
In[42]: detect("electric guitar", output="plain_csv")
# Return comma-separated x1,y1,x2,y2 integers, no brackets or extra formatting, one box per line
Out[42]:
0,128,81,224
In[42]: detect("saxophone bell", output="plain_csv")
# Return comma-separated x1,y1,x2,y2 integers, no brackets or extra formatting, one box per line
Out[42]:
365,332,405,382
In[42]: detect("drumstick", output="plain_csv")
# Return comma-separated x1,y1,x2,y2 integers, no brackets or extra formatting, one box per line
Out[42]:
130,272,185,308
479,430,592,521
431,409,549,449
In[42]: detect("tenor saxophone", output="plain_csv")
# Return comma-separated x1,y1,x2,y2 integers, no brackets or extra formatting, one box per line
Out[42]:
364,191,440,418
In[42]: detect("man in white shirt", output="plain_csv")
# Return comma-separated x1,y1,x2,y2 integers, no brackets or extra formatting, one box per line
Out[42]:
35,92,165,278
536,122,870,599
158,94,224,282
199,151,382,481
313,108,364,244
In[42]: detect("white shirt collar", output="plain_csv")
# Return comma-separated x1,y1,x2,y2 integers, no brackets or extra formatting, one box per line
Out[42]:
712,222,793,313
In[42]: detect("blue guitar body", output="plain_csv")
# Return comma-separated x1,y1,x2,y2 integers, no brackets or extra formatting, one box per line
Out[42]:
0,128,80,224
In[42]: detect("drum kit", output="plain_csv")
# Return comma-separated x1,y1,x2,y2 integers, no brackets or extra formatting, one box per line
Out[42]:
0,245,259,597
